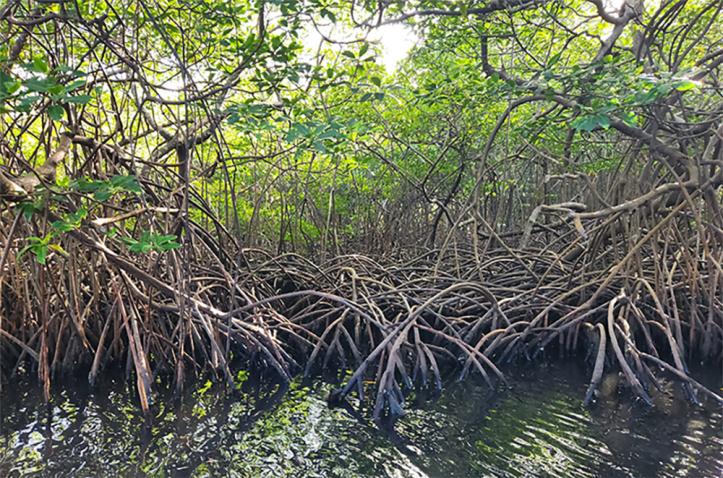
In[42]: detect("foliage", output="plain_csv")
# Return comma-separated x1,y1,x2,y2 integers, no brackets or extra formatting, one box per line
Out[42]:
0,0,721,418
121,231,182,254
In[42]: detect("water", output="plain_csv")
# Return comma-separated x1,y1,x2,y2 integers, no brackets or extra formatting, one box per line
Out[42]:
1,362,721,477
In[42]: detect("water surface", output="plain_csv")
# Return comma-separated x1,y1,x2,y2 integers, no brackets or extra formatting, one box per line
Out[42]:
1,362,721,477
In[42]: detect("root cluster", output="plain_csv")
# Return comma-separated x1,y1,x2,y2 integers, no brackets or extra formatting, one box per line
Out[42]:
2,206,721,419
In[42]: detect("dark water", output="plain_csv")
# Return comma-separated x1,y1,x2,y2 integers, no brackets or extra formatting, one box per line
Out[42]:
1,362,721,477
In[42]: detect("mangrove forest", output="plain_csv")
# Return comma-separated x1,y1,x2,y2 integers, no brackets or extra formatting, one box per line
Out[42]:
0,0,722,476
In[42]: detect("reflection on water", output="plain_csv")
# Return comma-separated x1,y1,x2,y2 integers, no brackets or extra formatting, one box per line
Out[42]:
1,362,721,477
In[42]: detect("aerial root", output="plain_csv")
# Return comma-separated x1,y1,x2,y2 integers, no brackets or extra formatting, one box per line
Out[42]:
1,220,722,418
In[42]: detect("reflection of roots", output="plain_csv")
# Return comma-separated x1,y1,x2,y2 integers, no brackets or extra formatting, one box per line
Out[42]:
1,211,721,419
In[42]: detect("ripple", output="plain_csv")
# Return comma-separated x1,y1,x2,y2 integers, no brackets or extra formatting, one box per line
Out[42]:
1,363,720,478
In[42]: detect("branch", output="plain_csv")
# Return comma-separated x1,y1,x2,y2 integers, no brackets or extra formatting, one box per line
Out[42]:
0,134,72,200
373,0,548,26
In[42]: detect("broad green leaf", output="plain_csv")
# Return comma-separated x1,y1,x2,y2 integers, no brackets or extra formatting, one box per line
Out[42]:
674,80,696,92
3,80,21,94
65,94,92,105
32,56,49,73
121,231,182,254
24,77,56,93
109,175,142,193
48,104,64,121
571,114,611,132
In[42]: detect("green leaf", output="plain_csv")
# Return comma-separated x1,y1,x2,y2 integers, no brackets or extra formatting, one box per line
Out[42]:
71,177,103,193
153,234,182,251
56,175,70,188
33,245,47,264
94,190,112,201
51,207,87,233
17,235,55,265
547,52,562,67
109,175,142,193
48,104,64,121
65,94,92,105
317,129,342,140
16,95,41,112
17,200,41,220
16,244,34,262
49,244,68,257
674,80,696,92
63,80,86,93
311,140,327,153
571,113,611,132
621,111,638,127
234,369,249,389
121,231,181,254
24,77,56,93
285,123,310,142
320,8,336,22
3,80,21,94
71,175,141,200
32,56,49,73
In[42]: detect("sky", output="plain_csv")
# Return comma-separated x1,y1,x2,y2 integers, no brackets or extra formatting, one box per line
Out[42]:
303,0,625,73
370,24,418,72
304,0,628,72
303,22,418,73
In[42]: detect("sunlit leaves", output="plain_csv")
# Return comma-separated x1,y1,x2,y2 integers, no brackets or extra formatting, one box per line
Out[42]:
2,0,714,260
673,79,697,92
284,117,364,155
235,369,250,390
51,207,88,233
226,102,280,134
30,55,49,74
359,90,386,103
121,231,182,253
17,234,65,265
15,206,88,264
0,57,91,119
